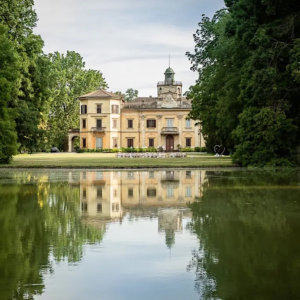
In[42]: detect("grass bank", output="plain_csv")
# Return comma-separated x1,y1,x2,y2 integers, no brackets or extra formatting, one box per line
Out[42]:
0,153,235,169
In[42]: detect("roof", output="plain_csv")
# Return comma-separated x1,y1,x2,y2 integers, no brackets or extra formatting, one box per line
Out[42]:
164,67,175,74
79,89,122,99
123,96,192,110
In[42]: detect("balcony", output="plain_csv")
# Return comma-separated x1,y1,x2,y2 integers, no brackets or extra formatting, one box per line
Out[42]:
91,127,106,132
161,127,179,135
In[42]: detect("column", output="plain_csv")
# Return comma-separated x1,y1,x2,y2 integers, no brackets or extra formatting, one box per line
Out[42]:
140,115,145,148
157,115,162,149
177,115,183,149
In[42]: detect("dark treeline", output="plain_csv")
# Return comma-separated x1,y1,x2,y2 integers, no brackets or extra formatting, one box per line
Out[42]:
0,0,107,163
187,0,300,166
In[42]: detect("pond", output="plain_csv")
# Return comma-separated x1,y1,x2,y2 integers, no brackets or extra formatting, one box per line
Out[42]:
0,169,299,300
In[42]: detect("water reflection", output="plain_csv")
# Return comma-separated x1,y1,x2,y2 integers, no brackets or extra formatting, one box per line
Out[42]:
77,170,204,220
0,169,205,300
1,169,299,300
187,170,300,300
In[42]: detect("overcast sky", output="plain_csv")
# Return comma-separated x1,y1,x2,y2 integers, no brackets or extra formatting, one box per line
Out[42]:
34,0,224,97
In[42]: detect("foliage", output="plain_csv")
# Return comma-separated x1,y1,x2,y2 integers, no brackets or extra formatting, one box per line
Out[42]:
45,51,107,151
187,1,300,166
0,1,108,158
124,88,138,102
0,25,19,163
0,0,51,153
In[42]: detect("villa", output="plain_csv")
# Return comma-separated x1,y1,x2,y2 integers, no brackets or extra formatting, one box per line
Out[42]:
68,67,205,152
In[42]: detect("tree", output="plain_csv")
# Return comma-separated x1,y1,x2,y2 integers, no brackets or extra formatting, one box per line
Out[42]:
124,88,138,102
0,25,19,163
46,51,107,150
187,1,300,166
0,0,51,153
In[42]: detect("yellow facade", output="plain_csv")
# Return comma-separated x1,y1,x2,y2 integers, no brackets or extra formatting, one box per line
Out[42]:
78,170,206,220
69,67,205,152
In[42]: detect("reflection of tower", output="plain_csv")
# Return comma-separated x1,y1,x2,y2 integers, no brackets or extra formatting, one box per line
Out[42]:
158,209,182,249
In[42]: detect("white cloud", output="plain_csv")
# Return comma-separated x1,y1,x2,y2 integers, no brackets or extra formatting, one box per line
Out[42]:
34,0,224,96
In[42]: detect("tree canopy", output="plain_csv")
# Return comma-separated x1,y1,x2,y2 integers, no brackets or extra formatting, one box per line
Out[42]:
124,88,138,102
0,0,107,161
187,1,300,166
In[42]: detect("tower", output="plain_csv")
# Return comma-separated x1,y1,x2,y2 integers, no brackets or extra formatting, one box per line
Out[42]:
157,66,182,100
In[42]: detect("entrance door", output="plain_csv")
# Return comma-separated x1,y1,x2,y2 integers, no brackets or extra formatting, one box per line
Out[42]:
166,135,174,152
96,137,103,149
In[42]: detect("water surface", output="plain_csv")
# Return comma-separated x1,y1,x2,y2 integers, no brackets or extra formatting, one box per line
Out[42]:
0,169,299,299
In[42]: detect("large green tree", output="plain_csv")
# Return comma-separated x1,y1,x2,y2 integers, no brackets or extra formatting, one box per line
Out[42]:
187,1,300,166
0,25,19,163
46,51,107,150
0,0,51,153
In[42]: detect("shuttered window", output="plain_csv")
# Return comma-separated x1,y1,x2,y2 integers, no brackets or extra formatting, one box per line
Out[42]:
81,105,87,114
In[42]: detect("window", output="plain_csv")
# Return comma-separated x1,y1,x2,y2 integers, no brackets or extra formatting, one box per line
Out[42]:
167,186,174,197
127,138,134,148
82,138,86,148
166,118,174,127
147,119,156,128
127,171,134,179
112,203,119,212
97,203,102,212
81,202,87,212
97,187,102,198
96,119,102,128
112,137,118,148
128,188,133,197
127,119,133,129
111,105,119,114
114,189,117,197
82,188,86,198
81,105,87,114
97,171,103,179
147,188,156,197
82,119,86,129
186,171,192,179
185,186,192,197
112,119,117,129
97,104,102,114
186,138,191,147
185,119,191,128
149,171,154,178
149,138,154,147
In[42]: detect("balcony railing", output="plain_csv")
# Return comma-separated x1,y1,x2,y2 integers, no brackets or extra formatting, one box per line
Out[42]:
161,127,179,135
157,81,182,86
91,127,106,132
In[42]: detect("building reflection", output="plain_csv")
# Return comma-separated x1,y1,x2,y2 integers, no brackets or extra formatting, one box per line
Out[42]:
74,170,206,247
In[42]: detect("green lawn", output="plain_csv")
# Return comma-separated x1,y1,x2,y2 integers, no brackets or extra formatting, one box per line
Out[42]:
0,152,235,168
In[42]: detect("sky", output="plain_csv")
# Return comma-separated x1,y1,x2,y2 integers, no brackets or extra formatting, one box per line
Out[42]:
33,0,224,97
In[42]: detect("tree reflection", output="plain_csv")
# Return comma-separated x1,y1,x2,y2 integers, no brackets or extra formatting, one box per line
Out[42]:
0,175,104,300
188,170,300,300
